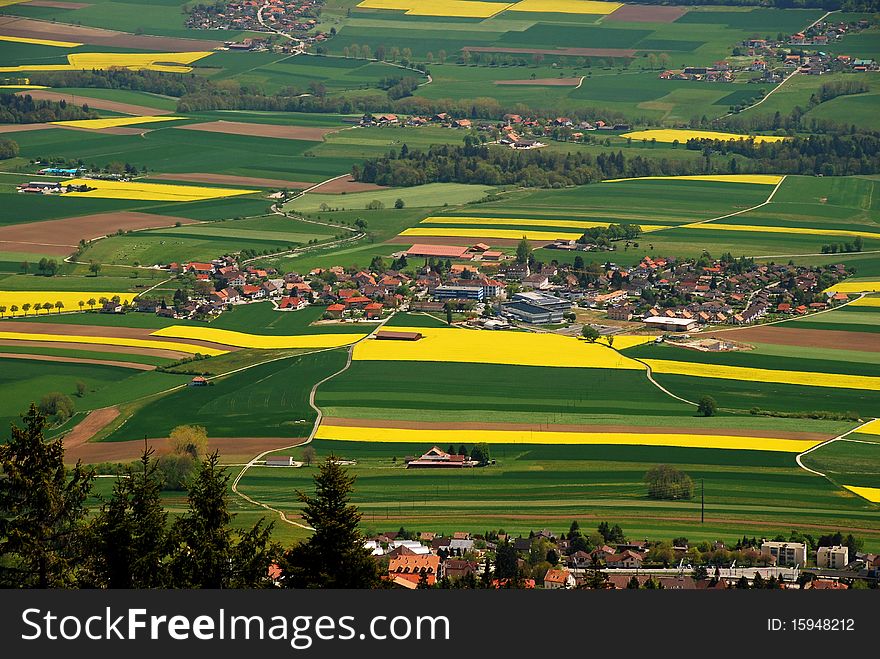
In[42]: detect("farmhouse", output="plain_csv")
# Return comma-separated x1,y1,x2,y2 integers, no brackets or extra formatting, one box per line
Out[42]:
406,244,471,260
406,446,477,469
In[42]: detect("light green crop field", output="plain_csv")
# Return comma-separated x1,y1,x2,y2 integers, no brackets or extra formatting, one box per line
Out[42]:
234,439,880,550
286,182,497,213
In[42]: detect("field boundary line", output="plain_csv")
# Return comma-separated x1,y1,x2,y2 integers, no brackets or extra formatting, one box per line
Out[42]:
230,319,390,528
795,417,877,478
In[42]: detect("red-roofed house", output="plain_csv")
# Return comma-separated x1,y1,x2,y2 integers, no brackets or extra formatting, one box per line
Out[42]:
325,303,345,318
543,568,575,589
278,296,306,310
365,302,383,318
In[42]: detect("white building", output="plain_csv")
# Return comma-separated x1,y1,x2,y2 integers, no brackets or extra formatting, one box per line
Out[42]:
390,540,431,556
817,545,849,569
761,541,807,567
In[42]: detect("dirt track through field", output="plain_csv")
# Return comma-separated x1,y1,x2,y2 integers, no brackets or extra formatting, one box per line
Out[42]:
705,326,880,352
0,211,198,256
0,16,224,51
321,417,833,442
495,78,583,86
2,320,238,352
149,172,312,189
310,177,387,194
0,351,154,369
604,5,688,22
0,337,190,359
14,90,173,116
65,435,307,464
175,120,334,141
63,406,119,451
0,123,54,134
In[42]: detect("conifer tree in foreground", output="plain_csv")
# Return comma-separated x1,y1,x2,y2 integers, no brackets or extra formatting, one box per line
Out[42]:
280,456,380,588
0,404,92,588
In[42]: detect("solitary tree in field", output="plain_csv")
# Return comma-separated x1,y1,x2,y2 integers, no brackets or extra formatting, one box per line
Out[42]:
301,446,316,467
0,305,5,318
55,301,64,314
78,300,84,312
644,464,693,500
170,424,208,460
89,262,101,277
87,298,96,310
42,302,52,314
697,395,717,417
10,305,18,317
22,303,30,316
581,325,600,342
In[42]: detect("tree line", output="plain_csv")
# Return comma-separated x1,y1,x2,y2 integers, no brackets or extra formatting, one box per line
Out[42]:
352,131,880,188
0,405,381,589
0,93,97,124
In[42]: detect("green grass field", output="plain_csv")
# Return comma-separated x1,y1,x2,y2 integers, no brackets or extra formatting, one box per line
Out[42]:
101,349,348,441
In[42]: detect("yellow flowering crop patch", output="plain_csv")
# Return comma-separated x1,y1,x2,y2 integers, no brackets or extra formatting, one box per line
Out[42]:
400,227,585,241
0,331,226,356
353,325,645,369
0,291,133,312
645,359,880,392
849,296,880,308
356,0,513,17
682,222,880,241
0,51,213,74
842,485,880,503
0,35,83,48
0,84,48,89
824,280,880,294
51,116,185,130
151,325,364,349
508,0,621,13
857,418,880,435
421,216,668,232
62,179,259,202
603,174,784,185
314,424,819,453
620,129,787,144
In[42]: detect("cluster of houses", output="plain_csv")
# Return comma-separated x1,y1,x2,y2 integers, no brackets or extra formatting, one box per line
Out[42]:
659,19,877,85
358,111,629,147
596,257,850,331
359,527,878,590
16,180,92,195
186,0,323,36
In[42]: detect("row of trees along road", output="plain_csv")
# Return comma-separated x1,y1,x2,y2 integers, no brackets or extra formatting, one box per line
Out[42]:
0,404,381,588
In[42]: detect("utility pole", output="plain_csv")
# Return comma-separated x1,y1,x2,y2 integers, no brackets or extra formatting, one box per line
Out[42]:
701,478,705,524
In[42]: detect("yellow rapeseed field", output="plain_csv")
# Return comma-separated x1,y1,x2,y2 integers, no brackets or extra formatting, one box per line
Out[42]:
598,335,657,349
842,485,880,503
353,325,645,369
50,116,185,130
645,359,880,392
856,418,880,435
603,174,784,185
824,280,880,294
849,296,880,308
682,222,880,241
356,0,513,17
151,326,364,349
620,129,788,144
0,291,134,312
0,51,213,74
0,84,48,89
62,179,259,202
508,0,622,13
0,35,82,48
421,216,668,232
0,331,226,356
400,227,585,241
314,424,820,453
